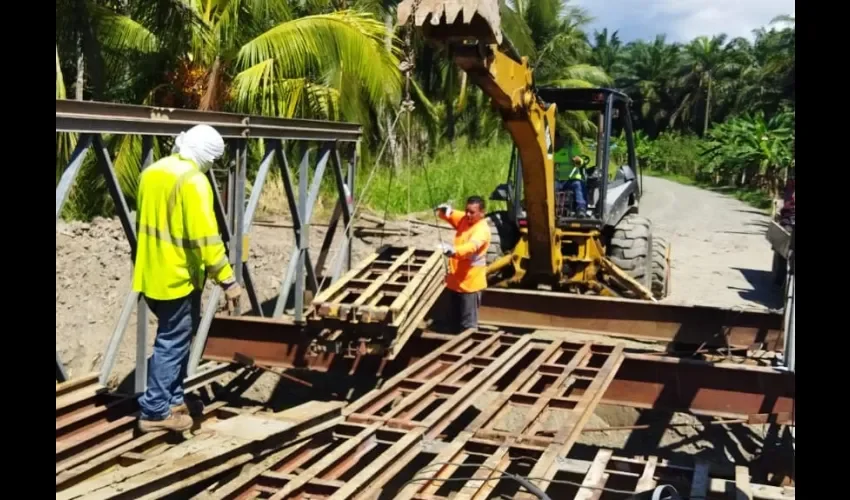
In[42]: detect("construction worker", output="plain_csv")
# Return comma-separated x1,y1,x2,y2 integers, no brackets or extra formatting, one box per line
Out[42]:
435,196,491,333
132,124,242,433
553,134,589,217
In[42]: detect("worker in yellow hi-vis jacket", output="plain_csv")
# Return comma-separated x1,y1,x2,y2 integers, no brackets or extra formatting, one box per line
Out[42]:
132,124,242,433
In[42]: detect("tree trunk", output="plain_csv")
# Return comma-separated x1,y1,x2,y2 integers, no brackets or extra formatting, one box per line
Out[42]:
702,75,712,136
75,36,85,101
385,14,401,171
446,60,456,148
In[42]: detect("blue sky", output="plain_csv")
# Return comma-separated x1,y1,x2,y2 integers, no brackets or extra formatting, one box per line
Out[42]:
571,0,794,43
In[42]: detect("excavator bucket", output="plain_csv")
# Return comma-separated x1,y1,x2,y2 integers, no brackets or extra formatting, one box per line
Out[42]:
397,0,503,45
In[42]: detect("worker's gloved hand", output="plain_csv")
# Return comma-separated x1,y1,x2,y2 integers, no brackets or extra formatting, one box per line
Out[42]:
437,242,455,256
435,203,452,217
221,279,243,314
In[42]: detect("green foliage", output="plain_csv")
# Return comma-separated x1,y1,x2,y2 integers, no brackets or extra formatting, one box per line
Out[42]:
636,132,703,179
55,1,795,218
699,108,794,193
360,139,512,216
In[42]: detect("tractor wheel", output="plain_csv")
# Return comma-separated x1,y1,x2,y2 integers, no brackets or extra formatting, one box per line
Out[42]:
651,236,671,299
485,211,519,265
608,214,653,295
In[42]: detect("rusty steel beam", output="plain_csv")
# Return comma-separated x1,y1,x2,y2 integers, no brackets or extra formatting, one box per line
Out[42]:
201,317,794,423
475,288,784,350
202,315,336,371
202,315,440,377
603,353,795,422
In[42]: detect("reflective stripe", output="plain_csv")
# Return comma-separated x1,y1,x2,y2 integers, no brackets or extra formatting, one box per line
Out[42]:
208,256,229,275
138,223,223,250
469,254,486,267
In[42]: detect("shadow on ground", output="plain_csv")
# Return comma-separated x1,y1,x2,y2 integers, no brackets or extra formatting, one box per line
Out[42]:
730,267,784,310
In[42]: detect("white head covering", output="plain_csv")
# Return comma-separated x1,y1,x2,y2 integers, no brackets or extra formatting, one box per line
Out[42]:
172,124,225,172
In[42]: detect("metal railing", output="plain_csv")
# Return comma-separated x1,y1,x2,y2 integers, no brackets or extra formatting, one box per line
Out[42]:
55,100,361,388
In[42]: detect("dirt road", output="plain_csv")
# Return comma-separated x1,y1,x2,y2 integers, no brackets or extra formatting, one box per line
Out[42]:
640,176,781,311
56,175,781,382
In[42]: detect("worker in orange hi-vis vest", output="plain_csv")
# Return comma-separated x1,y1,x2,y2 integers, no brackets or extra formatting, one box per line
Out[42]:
435,196,491,333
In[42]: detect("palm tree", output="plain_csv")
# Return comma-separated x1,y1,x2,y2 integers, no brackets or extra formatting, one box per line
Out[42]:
671,35,744,135
619,36,681,137
56,0,405,215
590,28,625,78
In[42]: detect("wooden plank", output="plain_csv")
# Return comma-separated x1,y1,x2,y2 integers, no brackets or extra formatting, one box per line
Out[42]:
736,465,753,500
56,373,100,398
635,455,658,492
575,449,613,500
57,384,105,412
56,402,231,485
57,402,342,500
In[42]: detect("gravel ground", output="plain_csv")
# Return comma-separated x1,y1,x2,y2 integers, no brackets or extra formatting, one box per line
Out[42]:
55,175,785,463
639,176,781,311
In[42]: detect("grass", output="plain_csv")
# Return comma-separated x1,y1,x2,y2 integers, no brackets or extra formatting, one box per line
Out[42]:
249,143,774,223
644,168,772,211
345,138,513,218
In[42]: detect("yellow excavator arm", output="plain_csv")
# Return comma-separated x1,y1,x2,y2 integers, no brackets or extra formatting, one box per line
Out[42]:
398,0,562,282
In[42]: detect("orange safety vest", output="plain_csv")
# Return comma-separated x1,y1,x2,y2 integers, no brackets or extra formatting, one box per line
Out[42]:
438,211,491,293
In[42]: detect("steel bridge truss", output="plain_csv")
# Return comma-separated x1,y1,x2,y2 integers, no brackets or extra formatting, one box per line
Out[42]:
55,99,362,389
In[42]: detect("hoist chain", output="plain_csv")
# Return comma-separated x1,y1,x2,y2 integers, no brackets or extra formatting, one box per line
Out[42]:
398,0,421,114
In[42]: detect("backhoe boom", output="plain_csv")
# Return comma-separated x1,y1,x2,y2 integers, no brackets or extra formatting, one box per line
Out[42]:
398,2,561,280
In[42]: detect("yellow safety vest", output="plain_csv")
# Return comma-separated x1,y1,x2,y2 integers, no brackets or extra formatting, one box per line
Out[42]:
132,154,234,301
554,145,585,181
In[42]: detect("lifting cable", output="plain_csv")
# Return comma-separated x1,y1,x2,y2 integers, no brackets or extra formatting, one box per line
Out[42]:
317,0,448,295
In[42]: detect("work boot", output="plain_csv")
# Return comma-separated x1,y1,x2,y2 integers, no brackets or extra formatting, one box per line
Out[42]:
138,412,193,433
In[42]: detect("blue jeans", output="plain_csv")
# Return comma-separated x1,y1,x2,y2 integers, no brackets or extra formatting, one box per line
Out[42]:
557,180,587,213
138,290,201,420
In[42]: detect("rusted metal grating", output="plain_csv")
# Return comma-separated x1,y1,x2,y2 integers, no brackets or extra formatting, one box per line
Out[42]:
202,329,632,499
308,245,445,358
533,449,794,499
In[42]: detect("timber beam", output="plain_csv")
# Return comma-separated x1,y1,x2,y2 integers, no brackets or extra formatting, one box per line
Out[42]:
472,288,784,350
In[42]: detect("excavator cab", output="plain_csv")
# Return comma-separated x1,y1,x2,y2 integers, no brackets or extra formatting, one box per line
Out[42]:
490,88,642,231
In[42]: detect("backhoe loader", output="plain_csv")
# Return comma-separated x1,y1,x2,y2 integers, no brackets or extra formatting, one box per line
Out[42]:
398,0,670,301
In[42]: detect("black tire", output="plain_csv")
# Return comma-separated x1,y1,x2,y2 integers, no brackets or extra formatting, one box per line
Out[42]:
608,214,653,295
651,236,670,299
485,211,519,265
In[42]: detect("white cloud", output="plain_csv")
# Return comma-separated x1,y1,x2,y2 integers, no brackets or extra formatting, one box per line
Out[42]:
572,0,794,43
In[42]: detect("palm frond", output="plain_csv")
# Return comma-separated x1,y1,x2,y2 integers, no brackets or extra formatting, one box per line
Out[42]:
236,10,402,111
88,2,160,54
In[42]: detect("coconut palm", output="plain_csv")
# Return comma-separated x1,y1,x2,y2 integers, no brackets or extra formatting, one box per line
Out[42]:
619,36,681,138
671,35,745,135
